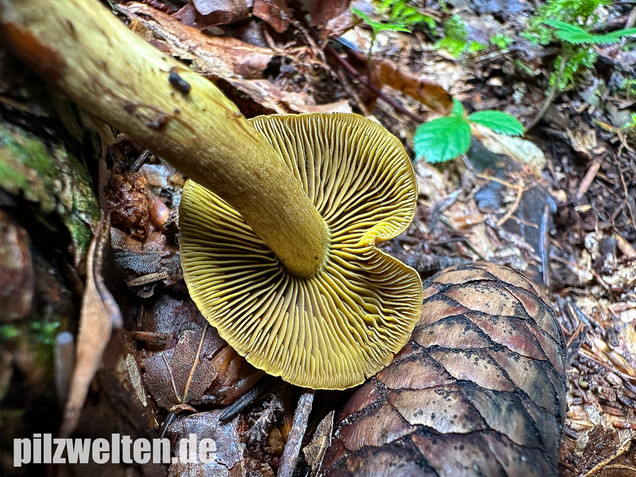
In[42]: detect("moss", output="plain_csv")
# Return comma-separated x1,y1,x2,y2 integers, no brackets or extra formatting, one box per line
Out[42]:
435,15,487,58
0,122,99,263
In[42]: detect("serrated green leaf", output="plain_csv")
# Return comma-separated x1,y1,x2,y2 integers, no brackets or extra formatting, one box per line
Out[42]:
451,97,465,117
544,19,636,45
605,27,636,41
544,20,595,44
414,116,471,163
468,110,524,135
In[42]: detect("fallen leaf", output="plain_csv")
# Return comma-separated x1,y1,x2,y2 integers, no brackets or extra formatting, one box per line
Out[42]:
308,0,350,28
60,214,122,437
252,0,291,33
375,57,453,114
144,326,225,409
472,123,547,176
194,0,250,19
120,3,351,115
119,2,273,80
303,411,334,477
341,48,453,114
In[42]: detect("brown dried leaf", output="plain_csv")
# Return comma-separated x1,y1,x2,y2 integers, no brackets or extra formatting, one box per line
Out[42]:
121,3,349,114
308,0,350,28
119,2,273,79
139,295,208,336
193,0,250,22
139,296,263,408
304,411,334,477
174,1,250,30
252,0,291,33
144,326,225,409
321,9,355,40
374,58,453,114
60,214,122,437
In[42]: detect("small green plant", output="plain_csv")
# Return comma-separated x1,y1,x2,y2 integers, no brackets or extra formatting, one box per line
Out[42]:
0,321,61,346
375,0,435,30
30,321,61,347
525,0,636,91
622,78,636,99
351,7,411,59
351,2,435,58
544,20,636,44
435,15,487,57
526,0,611,45
0,324,20,341
414,98,524,163
490,33,514,49
351,8,411,40
543,20,636,90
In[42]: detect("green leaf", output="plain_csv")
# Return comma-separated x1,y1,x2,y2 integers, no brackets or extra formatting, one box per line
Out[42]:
451,97,465,117
544,20,636,45
414,116,471,163
468,110,524,135
544,20,596,43
605,27,636,41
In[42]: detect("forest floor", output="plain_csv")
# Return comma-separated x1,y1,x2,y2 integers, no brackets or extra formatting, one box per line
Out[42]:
0,0,635,476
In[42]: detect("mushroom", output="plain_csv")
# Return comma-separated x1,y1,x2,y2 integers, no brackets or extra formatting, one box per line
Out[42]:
180,113,422,389
0,0,423,389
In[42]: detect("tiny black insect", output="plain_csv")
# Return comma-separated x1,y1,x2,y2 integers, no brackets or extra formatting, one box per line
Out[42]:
168,67,191,94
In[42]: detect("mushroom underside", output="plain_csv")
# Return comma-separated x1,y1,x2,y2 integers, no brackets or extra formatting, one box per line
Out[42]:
180,113,423,390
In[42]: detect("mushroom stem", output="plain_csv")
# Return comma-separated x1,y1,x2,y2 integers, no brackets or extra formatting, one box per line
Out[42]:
0,0,329,278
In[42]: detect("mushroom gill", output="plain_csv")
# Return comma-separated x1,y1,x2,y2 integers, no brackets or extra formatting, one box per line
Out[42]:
180,113,423,390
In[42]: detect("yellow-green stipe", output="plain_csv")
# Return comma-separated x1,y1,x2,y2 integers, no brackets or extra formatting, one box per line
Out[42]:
0,0,328,279
180,113,423,390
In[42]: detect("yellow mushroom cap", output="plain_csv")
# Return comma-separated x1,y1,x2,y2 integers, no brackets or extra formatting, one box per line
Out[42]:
179,113,423,390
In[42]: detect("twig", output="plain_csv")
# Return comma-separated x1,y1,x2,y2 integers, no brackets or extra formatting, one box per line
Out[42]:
278,390,315,477
496,184,525,227
325,44,423,123
539,204,551,289
219,382,267,423
336,69,370,116
181,326,208,403
475,173,520,189
575,159,601,202
612,153,636,231
579,348,636,383
262,0,327,65
525,58,567,132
